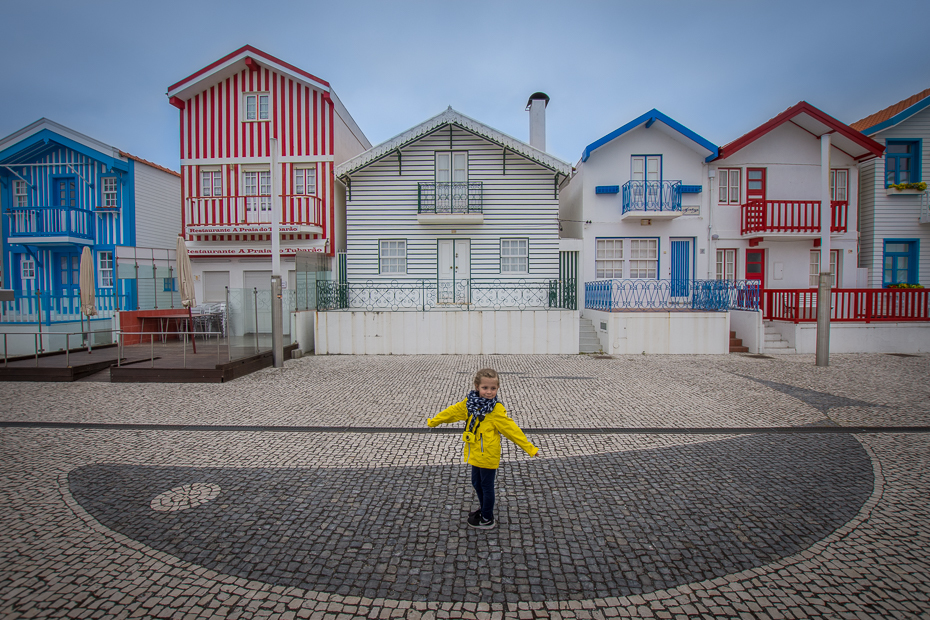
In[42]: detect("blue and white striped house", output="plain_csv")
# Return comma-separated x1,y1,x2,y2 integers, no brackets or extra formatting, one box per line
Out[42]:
0,118,181,332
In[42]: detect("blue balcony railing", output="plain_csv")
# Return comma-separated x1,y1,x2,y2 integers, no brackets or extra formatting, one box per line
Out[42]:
621,180,682,214
585,279,760,312
1,288,129,325
5,206,95,241
417,182,483,214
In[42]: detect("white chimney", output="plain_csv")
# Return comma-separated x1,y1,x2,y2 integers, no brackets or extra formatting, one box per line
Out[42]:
526,92,549,151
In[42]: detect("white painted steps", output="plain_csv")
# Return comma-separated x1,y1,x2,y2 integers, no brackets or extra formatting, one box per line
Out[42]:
764,322,797,354
579,317,603,354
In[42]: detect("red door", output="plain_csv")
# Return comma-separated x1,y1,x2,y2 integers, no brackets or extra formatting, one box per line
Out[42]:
747,168,766,202
746,248,765,313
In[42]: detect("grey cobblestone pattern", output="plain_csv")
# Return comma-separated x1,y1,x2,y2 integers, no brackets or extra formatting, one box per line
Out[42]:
1,353,928,618
67,433,872,603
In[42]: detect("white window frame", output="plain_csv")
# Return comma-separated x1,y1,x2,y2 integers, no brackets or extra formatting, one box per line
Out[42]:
98,251,114,288
718,168,741,204
435,152,468,183
294,166,317,196
595,239,624,279
629,239,658,278
21,259,35,280
200,170,223,197
809,250,840,287
13,179,27,208
830,169,848,202
101,177,119,207
243,169,272,215
500,238,529,274
596,238,659,279
379,240,407,275
716,249,737,281
243,92,270,121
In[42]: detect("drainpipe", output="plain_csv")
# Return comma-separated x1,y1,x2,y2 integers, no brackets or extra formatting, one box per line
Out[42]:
706,166,715,279
816,134,832,367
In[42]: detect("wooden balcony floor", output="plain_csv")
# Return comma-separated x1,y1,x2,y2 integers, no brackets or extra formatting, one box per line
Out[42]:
1,337,296,383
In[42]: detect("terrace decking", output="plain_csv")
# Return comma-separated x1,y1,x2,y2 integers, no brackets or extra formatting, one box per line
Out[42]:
0,340,297,383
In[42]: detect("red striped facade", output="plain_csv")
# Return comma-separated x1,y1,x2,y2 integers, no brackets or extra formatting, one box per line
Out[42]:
174,57,337,256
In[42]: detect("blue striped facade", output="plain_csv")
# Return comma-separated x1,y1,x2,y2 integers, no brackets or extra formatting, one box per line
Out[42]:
1,126,139,320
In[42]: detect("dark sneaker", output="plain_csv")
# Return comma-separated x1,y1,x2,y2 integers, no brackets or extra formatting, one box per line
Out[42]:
467,511,482,527
470,516,495,529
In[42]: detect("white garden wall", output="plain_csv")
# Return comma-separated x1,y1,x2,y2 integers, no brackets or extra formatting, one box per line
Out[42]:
729,310,764,354
765,321,930,354
584,310,729,354
309,310,579,354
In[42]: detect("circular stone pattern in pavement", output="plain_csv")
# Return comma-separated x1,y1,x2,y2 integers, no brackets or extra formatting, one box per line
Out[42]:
68,433,873,603
150,483,222,512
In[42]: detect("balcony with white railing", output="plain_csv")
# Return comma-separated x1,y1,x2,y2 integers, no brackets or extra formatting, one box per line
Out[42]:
621,180,682,219
740,200,848,237
4,205,95,245
185,194,324,236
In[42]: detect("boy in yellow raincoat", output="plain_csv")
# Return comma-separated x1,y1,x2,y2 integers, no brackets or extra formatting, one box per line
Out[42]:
427,368,538,529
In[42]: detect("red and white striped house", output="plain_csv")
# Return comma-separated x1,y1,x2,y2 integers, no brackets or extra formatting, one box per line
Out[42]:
167,45,369,301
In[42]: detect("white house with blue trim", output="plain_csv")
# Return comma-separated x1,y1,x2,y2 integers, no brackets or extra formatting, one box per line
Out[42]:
559,109,726,353
851,88,930,289
0,119,180,345
561,109,718,286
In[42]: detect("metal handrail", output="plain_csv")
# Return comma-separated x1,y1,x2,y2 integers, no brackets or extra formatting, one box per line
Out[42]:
585,279,760,311
621,180,682,214
316,278,575,311
417,182,483,214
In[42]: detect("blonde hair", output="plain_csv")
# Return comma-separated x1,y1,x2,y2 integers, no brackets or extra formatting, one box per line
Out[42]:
474,368,500,388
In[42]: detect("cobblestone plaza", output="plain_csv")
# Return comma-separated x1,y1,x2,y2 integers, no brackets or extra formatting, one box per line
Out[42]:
1,353,928,618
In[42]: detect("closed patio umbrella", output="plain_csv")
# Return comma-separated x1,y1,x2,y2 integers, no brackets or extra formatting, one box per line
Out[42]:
79,246,96,351
176,234,197,353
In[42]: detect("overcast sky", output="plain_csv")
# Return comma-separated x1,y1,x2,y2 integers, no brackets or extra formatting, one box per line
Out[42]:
3,0,929,168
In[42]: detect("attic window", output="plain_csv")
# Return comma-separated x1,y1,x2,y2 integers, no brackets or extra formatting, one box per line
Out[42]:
244,92,270,121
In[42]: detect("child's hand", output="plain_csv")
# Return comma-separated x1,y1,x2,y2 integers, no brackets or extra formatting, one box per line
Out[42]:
532,448,539,457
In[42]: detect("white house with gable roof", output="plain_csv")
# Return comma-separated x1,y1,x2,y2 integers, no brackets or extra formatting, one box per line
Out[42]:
308,96,577,354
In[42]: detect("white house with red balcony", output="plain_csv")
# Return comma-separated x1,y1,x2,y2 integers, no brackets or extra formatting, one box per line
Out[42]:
706,101,930,353
166,45,369,304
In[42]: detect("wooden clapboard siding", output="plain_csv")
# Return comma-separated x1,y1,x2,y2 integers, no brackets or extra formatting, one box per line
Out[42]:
345,124,561,281
859,106,930,287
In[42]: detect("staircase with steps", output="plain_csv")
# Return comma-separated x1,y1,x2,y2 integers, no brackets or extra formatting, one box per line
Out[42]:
764,321,797,354
579,317,603,354
729,330,748,353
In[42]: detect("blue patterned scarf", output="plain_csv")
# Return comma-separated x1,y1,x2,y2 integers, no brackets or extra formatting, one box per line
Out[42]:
466,390,497,424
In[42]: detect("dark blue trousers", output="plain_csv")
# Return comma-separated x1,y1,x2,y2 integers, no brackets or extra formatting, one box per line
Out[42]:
471,466,497,521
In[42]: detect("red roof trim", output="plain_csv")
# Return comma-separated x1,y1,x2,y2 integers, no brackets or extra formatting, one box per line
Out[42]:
716,101,884,161
167,45,330,94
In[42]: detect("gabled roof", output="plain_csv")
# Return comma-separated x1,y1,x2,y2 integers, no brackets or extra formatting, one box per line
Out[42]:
167,45,330,101
335,107,571,177
0,118,129,172
850,87,930,135
714,101,884,162
580,109,718,163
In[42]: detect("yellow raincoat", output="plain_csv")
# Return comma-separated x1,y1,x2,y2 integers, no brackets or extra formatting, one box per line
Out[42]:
427,400,538,469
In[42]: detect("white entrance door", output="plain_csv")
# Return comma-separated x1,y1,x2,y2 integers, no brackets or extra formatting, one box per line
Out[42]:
438,239,470,303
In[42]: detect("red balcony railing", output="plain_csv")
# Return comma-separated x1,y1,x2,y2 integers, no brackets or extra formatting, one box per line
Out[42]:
741,200,848,235
763,288,929,323
186,195,323,228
